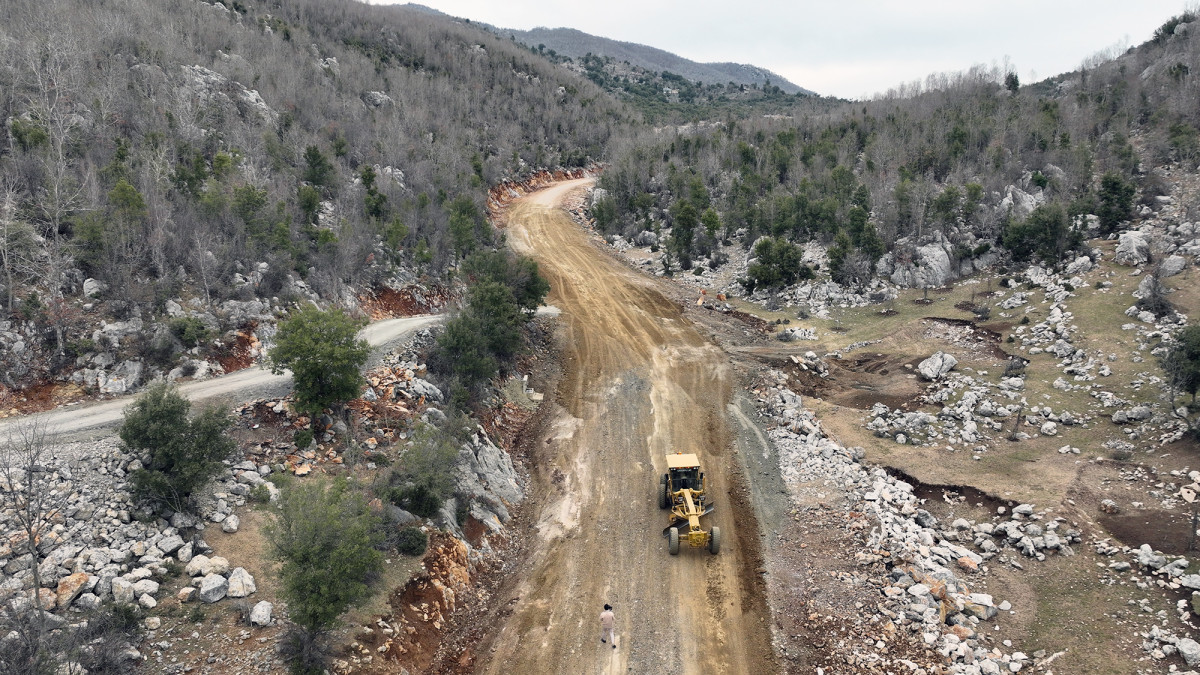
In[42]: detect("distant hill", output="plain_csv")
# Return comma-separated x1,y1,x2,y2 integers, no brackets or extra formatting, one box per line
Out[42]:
401,5,810,94
495,27,813,95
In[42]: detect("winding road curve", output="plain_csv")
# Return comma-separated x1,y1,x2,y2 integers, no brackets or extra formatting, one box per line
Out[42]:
477,179,776,674
0,314,442,443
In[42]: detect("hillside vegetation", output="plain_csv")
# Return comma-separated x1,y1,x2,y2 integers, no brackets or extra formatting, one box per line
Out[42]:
0,0,628,387
593,13,1199,293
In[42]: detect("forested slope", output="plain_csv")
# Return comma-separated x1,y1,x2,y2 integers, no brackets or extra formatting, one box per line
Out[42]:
593,13,1200,294
0,0,628,387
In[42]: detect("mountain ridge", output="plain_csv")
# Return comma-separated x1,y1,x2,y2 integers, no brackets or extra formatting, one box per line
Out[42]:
497,26,813,95
399,6,811,95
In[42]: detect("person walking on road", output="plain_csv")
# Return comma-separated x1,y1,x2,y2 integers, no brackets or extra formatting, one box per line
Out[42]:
599,604,616,648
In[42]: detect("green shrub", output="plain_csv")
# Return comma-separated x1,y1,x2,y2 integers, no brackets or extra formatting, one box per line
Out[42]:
745,237,812,291
169,317,212,348
294,428,314,449
395,527,428,556
266,478,382,634
267,307,369,416
378,423,459,518
1097,173,1135,235
188,605,206,623
250,484,272,504
121,382,236,512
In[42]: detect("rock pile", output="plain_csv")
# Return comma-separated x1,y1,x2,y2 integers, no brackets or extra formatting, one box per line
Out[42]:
0,439,260,630
756,369,1075,673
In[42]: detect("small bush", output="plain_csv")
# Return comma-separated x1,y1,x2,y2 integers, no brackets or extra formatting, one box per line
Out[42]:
378,423,459,518
294,428,314,449
188,605,206,623
250,483,272,503
395,527,428,556
389,484,443,518
279,626,330,675
455,494,469,526
231,600,253,625
161,560,184,578
169,316,212,348
1019,316,1030,325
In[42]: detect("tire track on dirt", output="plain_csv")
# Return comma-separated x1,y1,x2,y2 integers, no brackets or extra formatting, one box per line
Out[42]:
477,179,775,675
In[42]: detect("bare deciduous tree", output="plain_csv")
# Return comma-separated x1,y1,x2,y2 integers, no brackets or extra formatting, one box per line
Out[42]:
0,419,67,673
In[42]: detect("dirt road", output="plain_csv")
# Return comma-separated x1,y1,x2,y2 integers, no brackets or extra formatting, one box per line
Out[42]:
478,179,776,674
0,314,441,443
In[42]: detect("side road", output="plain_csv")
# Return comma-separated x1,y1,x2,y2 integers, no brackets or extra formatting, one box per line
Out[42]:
0,314,443,444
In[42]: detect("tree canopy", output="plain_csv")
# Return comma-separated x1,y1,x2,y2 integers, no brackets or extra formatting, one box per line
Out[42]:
267,478,382,633
120,382,235,512
267,306,371,416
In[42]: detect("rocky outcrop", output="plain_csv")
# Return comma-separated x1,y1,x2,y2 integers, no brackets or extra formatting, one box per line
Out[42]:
180,65,276,125
918,352,958,381
1115,230,1150,266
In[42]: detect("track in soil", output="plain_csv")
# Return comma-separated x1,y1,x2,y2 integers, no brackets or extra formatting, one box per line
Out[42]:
475,179,775,674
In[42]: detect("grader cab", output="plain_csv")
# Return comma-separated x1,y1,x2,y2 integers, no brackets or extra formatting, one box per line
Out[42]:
658,453,720,555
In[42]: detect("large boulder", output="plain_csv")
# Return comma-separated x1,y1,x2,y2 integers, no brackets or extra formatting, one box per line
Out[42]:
250,601,273,627
1160,255,1187,278
227,567,256,598
199,574,228,603
1180,638,1200,668
1115,231,1150,266
888,243,954,288
918,352,958,381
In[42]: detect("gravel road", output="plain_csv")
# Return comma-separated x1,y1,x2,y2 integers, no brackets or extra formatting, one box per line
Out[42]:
0,314,442,446
475,179,777,675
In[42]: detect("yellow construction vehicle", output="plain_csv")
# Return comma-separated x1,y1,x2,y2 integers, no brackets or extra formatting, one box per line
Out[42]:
658,452,720,555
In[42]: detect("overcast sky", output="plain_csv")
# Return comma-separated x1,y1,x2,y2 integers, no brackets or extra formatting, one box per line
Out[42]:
370,1,1192,99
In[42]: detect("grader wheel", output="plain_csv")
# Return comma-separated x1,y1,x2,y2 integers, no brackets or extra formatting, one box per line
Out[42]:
658,478,669,509
709,526,721,555
668,527,680,555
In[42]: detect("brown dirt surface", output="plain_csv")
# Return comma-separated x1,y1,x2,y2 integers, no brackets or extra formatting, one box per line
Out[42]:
471,178,777,674
0,381,87,418
212,324,260,374
358,284,450,319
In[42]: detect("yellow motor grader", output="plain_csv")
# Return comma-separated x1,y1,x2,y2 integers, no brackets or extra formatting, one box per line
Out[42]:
658,452,720,555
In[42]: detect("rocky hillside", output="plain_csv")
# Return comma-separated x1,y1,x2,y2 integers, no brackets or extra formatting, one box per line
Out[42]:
0,0,627,396
591,11,1199,303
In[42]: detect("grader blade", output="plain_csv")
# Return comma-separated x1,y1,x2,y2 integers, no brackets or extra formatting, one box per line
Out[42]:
662,504,714,537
